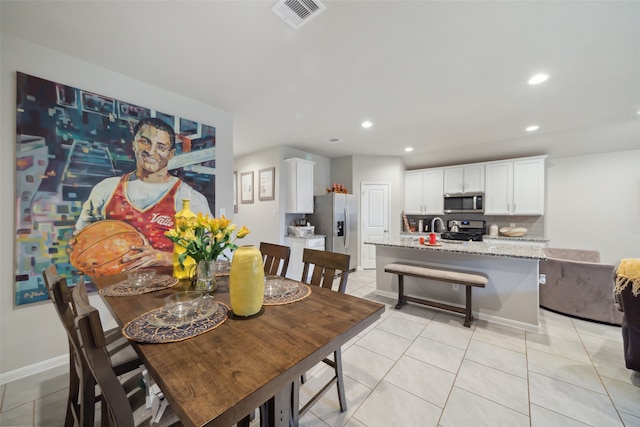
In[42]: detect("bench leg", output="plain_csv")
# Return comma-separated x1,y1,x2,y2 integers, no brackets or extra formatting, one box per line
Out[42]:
395,275,407,309
464,285,473,327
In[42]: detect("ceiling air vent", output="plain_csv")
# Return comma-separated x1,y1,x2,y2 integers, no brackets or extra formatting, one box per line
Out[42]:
271,0,326,30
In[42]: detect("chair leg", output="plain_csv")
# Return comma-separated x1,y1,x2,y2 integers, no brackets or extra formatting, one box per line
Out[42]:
237,414,251,427
80,372,96,427
334,348,347,412
100,394,109,427
290,380,299,426
66,351,79,427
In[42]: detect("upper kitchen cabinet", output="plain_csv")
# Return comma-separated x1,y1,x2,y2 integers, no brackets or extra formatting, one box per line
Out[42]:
485,156,546,215
284,158,315,213
443,164,484,193
404,168,444,214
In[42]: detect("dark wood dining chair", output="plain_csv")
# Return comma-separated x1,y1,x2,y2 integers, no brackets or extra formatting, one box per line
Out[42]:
295,248,351,418
71,280,181,427
43,265,141,427
260,241,291,277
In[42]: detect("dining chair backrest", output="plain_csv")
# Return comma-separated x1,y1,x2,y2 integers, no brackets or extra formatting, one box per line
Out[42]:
72,280,140,427
296,248,351,417
42,264,94,427
72,281,182,427
301,248,350,293
260,241,291,277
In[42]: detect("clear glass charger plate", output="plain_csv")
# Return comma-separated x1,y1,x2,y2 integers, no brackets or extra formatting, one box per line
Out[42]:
123,300,229,343
264,277,299,298
263,278,311,306
99,274,178,296
147,300,220,327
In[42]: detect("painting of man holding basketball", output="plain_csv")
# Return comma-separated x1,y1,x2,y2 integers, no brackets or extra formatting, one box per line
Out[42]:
69,117,211,274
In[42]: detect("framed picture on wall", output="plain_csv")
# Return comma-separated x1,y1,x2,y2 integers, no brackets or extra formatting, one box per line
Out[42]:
240,171,254,204
234,171,238,213
258,167,275,201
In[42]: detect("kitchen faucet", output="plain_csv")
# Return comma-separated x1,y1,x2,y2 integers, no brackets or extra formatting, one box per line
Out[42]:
431,217,444,233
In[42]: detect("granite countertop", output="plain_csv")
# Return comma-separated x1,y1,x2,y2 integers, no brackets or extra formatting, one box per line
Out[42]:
366,237,545,260
285,234,326,239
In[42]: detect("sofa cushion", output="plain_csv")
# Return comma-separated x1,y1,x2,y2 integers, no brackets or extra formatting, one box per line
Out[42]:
544,248,600,263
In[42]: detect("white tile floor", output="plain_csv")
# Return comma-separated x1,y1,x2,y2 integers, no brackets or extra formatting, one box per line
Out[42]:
2,269,639,427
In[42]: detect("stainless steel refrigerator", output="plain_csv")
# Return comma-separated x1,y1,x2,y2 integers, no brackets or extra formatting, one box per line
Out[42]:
308,193,358,271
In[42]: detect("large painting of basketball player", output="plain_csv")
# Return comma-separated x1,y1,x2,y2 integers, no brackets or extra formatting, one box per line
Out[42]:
68,117,211,275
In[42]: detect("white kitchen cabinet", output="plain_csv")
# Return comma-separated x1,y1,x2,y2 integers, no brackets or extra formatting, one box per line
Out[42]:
513,158,545,214
404,171,424,214
284,236,325,280
484,162,513,214
284,158,315,214
485,157,545,215
444,164,484,193
404,168,444,214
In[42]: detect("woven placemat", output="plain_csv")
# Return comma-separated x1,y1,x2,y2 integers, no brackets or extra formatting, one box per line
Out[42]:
99,274,178,297
122,300,229,343
263,280,311,306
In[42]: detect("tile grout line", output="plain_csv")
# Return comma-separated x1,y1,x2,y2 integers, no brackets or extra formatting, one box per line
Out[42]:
571,318,628,426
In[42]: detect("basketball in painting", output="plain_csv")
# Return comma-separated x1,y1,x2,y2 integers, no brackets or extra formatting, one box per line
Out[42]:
69,220,146,276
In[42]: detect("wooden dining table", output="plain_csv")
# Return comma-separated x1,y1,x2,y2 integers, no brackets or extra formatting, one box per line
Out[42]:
92,270,385,427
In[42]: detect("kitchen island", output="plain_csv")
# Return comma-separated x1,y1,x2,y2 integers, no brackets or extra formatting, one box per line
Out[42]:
366,237,546,331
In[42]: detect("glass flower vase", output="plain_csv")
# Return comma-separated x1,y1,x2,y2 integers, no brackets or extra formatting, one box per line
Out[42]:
195,259,217,299
229,245,264,317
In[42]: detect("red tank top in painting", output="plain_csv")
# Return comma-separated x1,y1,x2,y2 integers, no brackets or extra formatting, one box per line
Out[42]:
104,172,180,251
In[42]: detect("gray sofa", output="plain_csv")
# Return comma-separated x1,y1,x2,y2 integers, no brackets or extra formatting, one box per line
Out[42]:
539,248,622,325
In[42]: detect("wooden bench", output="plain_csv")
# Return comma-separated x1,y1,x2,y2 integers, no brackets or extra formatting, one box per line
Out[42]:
385,262,488,327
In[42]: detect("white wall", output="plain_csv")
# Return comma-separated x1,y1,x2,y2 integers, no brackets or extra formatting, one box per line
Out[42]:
0,35,233,379
233,146,330,249
233,147,283,248
330,156,353,193
546,149,640,264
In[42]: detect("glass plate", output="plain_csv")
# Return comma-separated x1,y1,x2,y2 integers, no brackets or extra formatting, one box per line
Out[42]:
147,300,220,327
264,278,298,298
121,274,174,289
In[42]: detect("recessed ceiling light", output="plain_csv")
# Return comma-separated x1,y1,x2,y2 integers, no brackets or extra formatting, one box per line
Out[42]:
404,147,414,152
361,121,373,129
528,73,550,85
526,125,540,132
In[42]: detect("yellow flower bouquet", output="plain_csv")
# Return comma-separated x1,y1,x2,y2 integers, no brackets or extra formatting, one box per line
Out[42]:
165,213,250,269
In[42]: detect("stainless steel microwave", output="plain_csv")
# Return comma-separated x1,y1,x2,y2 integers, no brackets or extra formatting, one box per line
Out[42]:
443,192,484,214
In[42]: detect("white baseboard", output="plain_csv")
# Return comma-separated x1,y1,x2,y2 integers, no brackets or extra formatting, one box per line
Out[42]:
0,355,68,385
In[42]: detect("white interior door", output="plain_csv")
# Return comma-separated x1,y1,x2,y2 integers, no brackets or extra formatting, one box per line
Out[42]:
361,182,389,269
